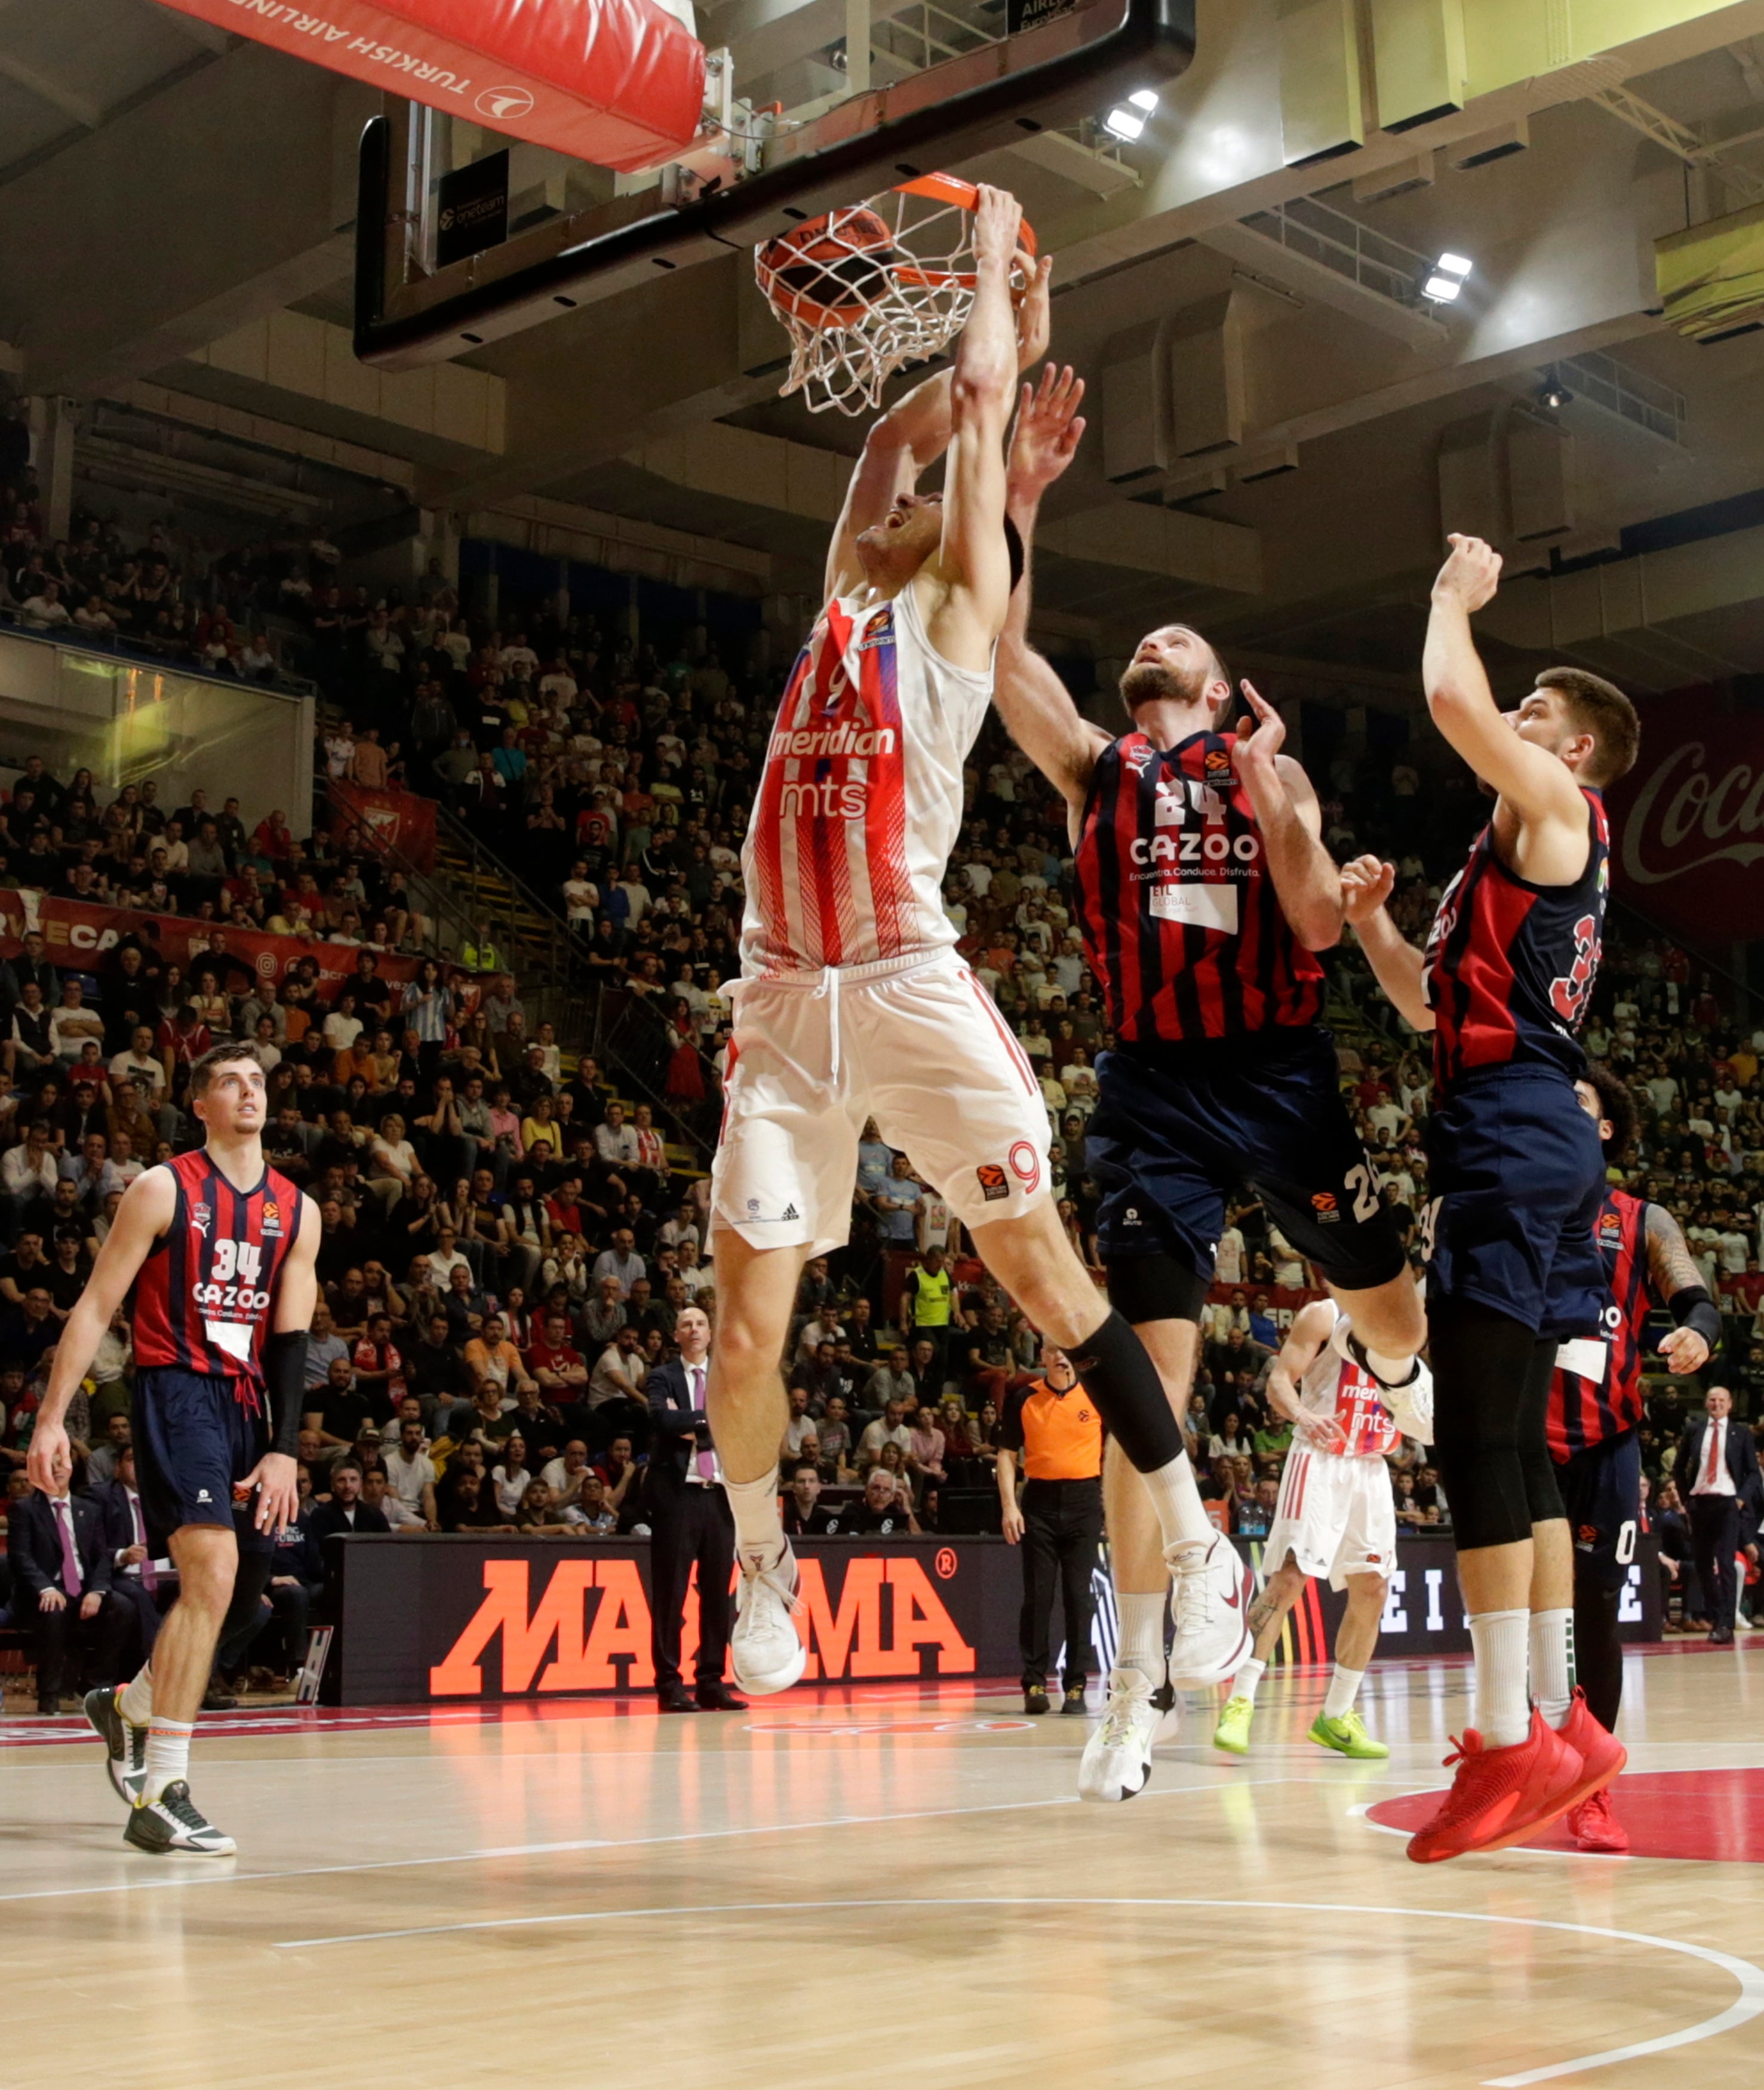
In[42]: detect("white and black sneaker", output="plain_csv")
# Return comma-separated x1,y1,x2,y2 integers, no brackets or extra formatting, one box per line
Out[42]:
730,1544,807,1696
124,1782,236,1857
1078,1667,1162,1802
84,1686,148,1805
1166,1534,1254,1689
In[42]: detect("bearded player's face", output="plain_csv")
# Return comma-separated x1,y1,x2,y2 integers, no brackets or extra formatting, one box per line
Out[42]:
196,1058,266,1138
1119,625,1225,716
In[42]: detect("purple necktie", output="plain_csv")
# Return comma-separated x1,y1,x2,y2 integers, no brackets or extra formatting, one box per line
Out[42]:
132,1495,158,1592
54,1499,82,1597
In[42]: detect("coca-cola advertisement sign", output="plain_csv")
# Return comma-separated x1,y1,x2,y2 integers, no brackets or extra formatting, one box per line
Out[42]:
1606,701,1764,944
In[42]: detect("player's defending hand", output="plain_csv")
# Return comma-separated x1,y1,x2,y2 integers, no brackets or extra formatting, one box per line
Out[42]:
1015,254,1054,370
1433,533,1502,613
26,1419,71,1498
242,1449,300,1535
1658,1325,1711,1375
1233,681,1286,775
1339,854,1396,926
1008,364,1086,497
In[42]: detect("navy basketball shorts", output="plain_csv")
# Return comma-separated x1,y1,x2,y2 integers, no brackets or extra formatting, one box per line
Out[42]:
133,1366,275,1556
1088,1026,1407,1293
1423,1065,1605,1338
1554,1428,1642,1595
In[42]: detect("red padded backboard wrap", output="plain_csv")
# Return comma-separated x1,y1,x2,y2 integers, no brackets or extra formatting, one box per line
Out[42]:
154,0,705,173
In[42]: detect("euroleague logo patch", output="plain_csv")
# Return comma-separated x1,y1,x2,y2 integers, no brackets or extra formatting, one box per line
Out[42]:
1311,1190,1341,1225
1204,745,1234,783
976,1163,1010,1202
261,1200,282,1237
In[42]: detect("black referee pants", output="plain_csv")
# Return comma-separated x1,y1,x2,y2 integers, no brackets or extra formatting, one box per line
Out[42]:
1019,1476,1103,1693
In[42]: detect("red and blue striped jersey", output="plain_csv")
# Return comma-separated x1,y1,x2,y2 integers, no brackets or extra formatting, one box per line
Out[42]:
1422,788,1609,1091
1547,1188,1649,1459
132,1148,303,1395
1073,730,1325,1044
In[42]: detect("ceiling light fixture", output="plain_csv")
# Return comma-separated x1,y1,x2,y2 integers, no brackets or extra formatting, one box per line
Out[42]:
1103,87,1158,141
1421,250,1473,304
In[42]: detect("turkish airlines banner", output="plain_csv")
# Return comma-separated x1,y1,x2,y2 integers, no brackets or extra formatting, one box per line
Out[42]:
329,782,437,874
0,887,419,996
153,0,704,174
1605,697,1764,945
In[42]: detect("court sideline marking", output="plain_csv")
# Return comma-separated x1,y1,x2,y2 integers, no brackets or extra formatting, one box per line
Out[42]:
271,1892,1764,2085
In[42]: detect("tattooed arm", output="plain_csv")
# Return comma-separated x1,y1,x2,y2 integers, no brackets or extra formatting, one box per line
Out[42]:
1646,1201,1721,1375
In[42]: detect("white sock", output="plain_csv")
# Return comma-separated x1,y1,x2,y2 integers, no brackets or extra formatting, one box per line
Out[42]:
119,1663,153,1727
1116,1591,1168,1690
1364,1345,1416,1387
722,1468,786,1569
143,1717,194,1804
1231,1656,1267,1705
1469,1608,1532,1749
1529,1607,1575,1730
1139,1453,1216,1553
1323,1663,1365,1720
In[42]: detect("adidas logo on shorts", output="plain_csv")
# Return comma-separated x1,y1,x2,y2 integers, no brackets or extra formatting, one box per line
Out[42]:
782,1203,800,1221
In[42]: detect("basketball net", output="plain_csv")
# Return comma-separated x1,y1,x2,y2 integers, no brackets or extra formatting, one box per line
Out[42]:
755,174,1037,416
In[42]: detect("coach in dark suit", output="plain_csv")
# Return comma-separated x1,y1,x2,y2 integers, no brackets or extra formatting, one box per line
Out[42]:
8,1484,129,1712
646,1304,745,1713
1677,1386,1763,1644
96,1447,168,1669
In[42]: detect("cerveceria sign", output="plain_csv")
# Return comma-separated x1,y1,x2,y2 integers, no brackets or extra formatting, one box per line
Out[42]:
324,1536,1016,1703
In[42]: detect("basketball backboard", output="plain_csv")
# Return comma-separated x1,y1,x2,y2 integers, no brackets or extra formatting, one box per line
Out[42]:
355,0,1195,369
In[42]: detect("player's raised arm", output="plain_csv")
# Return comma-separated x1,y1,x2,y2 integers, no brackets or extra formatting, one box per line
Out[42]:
921,184,1027,669
1340,856,1435,1033
995,361,1110,816
823,236,1052,603
1425,536,1587,836
1233,684,1342,951
28,1164,176,1493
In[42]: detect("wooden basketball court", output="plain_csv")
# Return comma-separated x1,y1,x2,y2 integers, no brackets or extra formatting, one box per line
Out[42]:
4,1643,1762,2089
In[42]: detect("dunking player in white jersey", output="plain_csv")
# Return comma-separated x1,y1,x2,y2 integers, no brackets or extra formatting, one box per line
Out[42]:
712,187,1229,1703
1212,1298,1433,1761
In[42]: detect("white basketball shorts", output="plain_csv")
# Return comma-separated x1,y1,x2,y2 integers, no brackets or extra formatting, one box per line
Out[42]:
711,953,1052,1257
1262,1446,1397,1591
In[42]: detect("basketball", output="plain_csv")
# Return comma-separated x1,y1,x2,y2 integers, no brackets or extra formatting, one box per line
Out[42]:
756,207,905,331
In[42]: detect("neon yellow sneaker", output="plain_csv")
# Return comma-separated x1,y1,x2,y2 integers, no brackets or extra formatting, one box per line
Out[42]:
1308,1710,1389,1759
1212,1694,1255,1755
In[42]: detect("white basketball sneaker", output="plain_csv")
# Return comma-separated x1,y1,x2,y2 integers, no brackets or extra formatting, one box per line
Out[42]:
1166,1534,1253,1689
1079,1667,1162,1802
730,1544,807,1695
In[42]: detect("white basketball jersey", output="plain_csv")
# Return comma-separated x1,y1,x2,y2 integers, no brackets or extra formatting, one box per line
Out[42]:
740,583,993,975
1297,1309,1401,1461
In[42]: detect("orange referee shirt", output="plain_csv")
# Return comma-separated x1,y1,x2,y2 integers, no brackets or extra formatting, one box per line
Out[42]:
1000,1377,1104,1482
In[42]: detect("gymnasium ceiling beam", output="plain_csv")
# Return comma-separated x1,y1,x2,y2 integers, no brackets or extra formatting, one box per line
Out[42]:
0,42,373,398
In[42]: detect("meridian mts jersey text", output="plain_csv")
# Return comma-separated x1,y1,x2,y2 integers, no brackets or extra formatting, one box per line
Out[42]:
1423,788,1609,1089
1074,730,1324,1042
740,585,991,974
1547,1188,1650,1461
1299,1313,1399,1460
131,1149,303,1396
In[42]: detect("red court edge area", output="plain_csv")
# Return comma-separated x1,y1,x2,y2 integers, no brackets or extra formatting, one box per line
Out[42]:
1367,1768,1764,1862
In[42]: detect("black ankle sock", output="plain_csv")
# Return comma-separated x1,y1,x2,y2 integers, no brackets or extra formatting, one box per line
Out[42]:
1067,1308,1182,1474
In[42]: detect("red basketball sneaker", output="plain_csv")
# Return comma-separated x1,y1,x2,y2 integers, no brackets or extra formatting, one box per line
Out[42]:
1565,1785,1629,1854
1555,1687,1627,1812
1406,1707,1584,1864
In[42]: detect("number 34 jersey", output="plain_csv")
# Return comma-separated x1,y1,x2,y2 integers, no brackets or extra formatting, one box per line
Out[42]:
132,1149,305,1388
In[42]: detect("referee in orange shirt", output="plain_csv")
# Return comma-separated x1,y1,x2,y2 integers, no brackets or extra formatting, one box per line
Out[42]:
997,1345,1105,1715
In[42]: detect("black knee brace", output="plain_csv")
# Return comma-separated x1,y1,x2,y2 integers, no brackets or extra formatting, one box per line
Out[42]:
1429,1299,1560,1551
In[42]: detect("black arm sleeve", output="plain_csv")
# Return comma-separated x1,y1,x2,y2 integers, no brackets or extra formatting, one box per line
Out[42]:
264,1330,310,1457
1667,1285,1723,1355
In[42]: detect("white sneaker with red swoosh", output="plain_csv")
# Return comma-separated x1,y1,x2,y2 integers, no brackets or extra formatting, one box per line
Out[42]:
1166,1534,1253,1689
